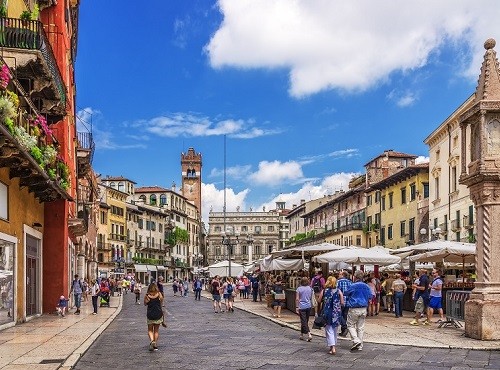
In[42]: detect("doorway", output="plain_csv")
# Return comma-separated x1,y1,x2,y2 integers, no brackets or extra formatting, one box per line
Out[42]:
25,235,40,317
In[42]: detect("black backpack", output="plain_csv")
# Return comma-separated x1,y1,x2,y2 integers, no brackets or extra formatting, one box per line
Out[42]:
227,284,234,294
312,277,321,293
146,297,163,320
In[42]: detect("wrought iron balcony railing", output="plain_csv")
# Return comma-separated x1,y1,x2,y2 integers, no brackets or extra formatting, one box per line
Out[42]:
0,17,66,117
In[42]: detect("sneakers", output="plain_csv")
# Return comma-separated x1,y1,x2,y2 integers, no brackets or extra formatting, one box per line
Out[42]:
409,320,419,326
350,342,362,351
153,342,158,351
74,310,80,315
422,320,430,326
92,312,97,315
149,341,155,351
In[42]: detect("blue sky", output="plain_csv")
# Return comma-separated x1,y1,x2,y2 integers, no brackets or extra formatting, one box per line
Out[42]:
76,0,500,223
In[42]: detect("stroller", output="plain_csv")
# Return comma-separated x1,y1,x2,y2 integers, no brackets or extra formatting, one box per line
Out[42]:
99,287,110,307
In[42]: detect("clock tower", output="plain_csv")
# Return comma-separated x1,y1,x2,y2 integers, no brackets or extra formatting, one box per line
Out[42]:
181,147,202,213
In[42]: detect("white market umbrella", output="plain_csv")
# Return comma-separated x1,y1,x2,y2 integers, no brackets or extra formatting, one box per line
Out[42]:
409,244,476,282
271,242,345,259
260,257,304,272
206,260,244,278
391,240,474,256
312,246,401,266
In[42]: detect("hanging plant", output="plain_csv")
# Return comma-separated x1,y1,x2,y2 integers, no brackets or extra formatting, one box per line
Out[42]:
6,90,19,109
4,117,14,134
42,144,57,166
34,115,51,136
0,95,16,121
0,64,10,90
13,126,37,151
30,146,43,165
20,10,31,21
47,167,56,180
59,179,69,191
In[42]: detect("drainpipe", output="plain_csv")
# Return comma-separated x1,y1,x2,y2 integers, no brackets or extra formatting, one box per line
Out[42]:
447,123,452,240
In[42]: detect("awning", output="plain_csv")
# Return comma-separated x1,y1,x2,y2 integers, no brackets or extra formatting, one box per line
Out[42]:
156,266,166,271
147,265,157,271
134,264,147,272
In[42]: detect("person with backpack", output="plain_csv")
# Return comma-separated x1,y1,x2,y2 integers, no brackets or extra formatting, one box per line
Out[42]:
319,276,344,355
70,274,83,315
310,270,325,316
144,282,164,351
222,277,236,312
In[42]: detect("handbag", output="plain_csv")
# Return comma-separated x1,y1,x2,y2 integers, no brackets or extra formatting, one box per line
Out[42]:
311,290,318,308
312,313,327,329
274,292,286,300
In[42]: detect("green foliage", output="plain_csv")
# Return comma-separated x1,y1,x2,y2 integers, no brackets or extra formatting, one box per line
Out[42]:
47,167,56,180
31,4,39,20
0,6,7,17
30,146,43,164
165,226,189,246
20,10,31,21
4,117,14,134
467,234,476,243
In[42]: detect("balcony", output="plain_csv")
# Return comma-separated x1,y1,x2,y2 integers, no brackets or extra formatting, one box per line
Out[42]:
463,216,474,229
451,219,461,232
68,203,89,237
404,234,415,245
439,222,448,232
76,132,95,178
0,17,66,121
333,223,364,233
0,118,70,202
108,233,126,242
97,242,112,251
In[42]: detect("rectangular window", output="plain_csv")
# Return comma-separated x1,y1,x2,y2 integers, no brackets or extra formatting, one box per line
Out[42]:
400,221,406,237
469,205,474,226
241,225,248,232
255,226,261,234
381,196,386,211
456,210,461,228
374,213,380,226
375,191,380,203
423,182,429,198
435,177,440,200
410,183,416,201
0,181,7,220
268,226,274,232
409,218,415,242
356,236,361,246
367,195,372,206
401,187,407,204
452,167,457,193
380,226,385,245
388,224,393,240
389,192,393,208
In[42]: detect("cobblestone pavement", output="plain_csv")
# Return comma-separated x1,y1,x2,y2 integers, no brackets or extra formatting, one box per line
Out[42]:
73,293,500,370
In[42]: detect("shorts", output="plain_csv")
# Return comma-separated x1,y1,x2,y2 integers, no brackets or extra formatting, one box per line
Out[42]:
272,300,286,308
223,293,231,299
414,297,424,313
429,296,442,310
212,294,221,302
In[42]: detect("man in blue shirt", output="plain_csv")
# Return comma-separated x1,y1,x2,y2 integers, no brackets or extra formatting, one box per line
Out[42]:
410,269,431,325
337,271,352,337
344,270,373,351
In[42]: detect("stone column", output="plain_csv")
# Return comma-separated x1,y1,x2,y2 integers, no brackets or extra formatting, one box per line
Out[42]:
459,39,500,340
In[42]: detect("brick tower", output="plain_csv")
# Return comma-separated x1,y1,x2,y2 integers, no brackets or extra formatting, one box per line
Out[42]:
181,147,202,213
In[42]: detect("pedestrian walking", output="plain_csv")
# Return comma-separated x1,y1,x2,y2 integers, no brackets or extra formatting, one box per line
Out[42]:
295,277,313,342
182,277,189,298
211,276,222,313
344,270,373,352
428,268,445,323
90,279,99,315
336,271,352,337
320,276,344,355
223,277,236,312
144,283,164,351
410,269,430,326
70,274,83,315
134,282,143,304
310,270,326,316
172,279,179,297
271,276,286,318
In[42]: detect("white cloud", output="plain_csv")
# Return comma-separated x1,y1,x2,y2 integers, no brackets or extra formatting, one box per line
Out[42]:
387,89,418,107
142,113,280,139
258,172,359,211
209,165,252,179
300,149,359,164
206,0,500,98
201,183,250,223
415,155,430,164
248,160,304,186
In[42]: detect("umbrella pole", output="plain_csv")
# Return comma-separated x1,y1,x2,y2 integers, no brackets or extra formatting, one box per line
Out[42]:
462,256,465,283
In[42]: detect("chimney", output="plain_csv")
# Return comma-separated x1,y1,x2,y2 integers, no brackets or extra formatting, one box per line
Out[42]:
300,199,305,205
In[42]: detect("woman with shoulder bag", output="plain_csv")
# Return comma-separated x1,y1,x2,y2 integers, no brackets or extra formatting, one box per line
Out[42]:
144,283,164,351
319,276,344,355
295,277,313,342
271,276,286,318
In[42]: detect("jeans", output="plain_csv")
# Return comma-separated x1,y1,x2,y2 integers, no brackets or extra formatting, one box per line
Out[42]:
347,307,367,346
394,291,404,317
195,289,201,300
91,295,98,314
252,289,258,302
74,293,82,309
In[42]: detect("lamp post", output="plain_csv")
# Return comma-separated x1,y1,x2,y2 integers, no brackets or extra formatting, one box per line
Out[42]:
419,226,442,242
246,233,254,264
221,227,239,277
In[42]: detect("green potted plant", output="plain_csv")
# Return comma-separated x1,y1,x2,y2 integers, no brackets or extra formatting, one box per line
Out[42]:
20,10,31,21
0,6,7,18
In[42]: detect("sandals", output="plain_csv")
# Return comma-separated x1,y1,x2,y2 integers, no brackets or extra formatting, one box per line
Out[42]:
328,350,336,355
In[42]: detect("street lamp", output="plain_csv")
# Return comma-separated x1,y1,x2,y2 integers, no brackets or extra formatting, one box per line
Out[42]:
221,228,239,277
420,226,442,242
246,233,254,264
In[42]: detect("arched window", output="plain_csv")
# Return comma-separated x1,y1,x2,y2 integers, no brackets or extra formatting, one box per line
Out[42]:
139,195,146,203
150,194,157,205
160,194,167,206
118,182,125,192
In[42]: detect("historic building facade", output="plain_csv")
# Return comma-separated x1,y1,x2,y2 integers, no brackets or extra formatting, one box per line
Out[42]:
424,96,476,242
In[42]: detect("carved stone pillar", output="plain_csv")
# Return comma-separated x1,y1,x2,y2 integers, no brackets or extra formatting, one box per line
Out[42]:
459,38,500,340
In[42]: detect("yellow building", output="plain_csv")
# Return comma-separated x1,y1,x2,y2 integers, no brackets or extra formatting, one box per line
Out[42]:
97,179,129,277
366,164,429,249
